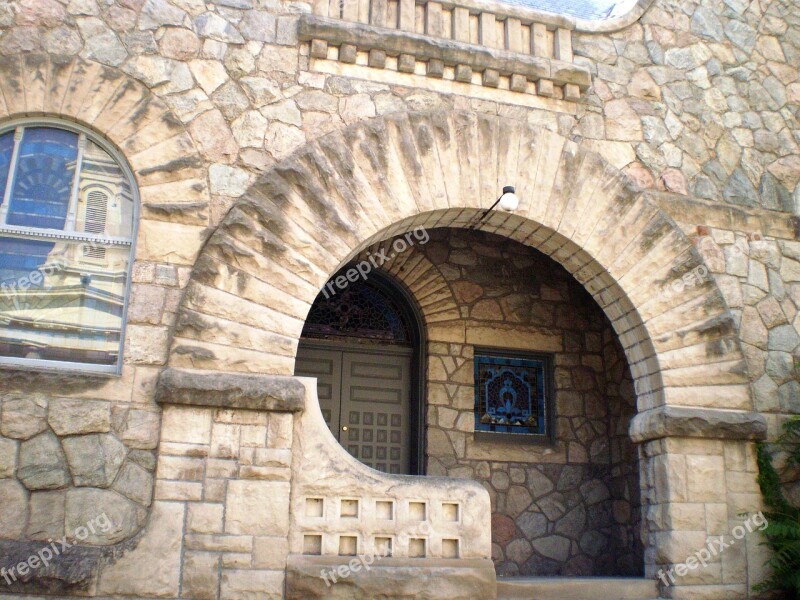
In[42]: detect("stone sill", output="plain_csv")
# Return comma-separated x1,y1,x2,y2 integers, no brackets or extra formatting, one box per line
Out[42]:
155,368,306,412
299,15,589,100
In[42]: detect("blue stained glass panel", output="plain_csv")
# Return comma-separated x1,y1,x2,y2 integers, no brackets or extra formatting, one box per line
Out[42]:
474,354,548,436
0,131,13,203
7,127,79,230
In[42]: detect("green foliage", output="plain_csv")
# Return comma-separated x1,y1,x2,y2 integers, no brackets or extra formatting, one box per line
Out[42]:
755,416,800,598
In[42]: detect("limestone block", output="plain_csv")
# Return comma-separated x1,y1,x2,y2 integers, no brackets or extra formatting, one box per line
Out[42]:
0,478,27,539
286,556,496,600
268,413,294,449
686,455,725,502
66,488,147,545
188,502,225,533
368,49,386,68
113,461,154,506
27,489,65,540
1,395,48,440
118,408,161,450
428,59,444,77
182,551,220,600
398,53,416,72
48,398,111,436
18,431,70,490
98,501,184,595
221,569,284,600
157,456,206,481
455,64,472,82
339,43,357,63
63,433,126,488
0,436,18,477
161,405,213,444
125,324,171,364
254,535,290,569
225,480,290,536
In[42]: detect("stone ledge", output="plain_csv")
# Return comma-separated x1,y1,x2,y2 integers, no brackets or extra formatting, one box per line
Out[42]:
286,555,497,599
299,15,589,97
155,368,306,412
497,576,659,600
629,405,768,443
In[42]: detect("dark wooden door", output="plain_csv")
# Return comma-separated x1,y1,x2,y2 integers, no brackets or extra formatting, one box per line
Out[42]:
296,342,411,474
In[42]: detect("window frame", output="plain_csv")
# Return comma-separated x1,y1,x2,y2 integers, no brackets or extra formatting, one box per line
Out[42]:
472,347,556,445
0,118,139,376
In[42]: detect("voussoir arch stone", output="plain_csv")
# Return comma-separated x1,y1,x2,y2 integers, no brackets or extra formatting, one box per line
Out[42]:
171,109,752,416
0,53,211,266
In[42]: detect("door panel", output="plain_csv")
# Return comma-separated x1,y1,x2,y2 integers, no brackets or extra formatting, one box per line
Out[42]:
296,342,411,474
342,351,411,474
294,347,341,432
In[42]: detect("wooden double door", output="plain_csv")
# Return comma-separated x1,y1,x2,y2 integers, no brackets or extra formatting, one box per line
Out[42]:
295,341,412,474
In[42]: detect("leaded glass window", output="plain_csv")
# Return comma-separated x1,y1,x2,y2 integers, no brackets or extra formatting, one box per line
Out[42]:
474,352,552,438
302,279,410,344
0,121,137,374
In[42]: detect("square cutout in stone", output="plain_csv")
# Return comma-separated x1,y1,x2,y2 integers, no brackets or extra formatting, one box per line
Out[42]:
408,538,426,558
409,501,426,521
339,535,358,556
376,500,394,520
303,534,322,555
442,538,459,558
375,536,393,557
305,498,324,517
442,503,459,522
341,498,359,518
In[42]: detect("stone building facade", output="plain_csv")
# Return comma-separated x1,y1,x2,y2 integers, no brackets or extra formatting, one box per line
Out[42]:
0,0,797,597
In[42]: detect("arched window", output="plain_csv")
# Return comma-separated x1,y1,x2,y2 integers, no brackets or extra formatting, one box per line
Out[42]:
0,121,137,374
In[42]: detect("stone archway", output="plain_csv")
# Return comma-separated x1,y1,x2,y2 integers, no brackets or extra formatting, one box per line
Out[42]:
168,110,770,591
171,109,752,416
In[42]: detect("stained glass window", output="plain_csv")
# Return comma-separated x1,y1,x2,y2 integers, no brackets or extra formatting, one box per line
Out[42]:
474,353,551,437
0,122,137,373
302,279,411,344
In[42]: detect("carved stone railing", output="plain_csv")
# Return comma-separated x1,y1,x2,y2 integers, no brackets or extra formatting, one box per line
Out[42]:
300,0,592,101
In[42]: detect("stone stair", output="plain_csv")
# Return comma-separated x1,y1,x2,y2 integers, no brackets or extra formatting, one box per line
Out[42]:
497,576,660,600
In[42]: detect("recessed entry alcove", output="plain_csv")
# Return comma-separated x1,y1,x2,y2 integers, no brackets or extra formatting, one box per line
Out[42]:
295,227,643,576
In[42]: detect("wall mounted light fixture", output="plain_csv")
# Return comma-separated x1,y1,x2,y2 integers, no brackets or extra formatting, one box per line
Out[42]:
470,186,519,229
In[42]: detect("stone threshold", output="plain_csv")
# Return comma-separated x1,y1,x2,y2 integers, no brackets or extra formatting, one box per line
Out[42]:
497,576,660,600
299,14,589,100
155,368,306,412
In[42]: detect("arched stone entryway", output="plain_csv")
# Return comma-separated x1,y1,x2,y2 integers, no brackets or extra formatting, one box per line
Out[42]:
171,109,751,412
169,109,766,590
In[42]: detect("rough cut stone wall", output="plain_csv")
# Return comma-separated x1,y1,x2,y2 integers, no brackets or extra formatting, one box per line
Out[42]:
0,0,796,595
367,228,643,576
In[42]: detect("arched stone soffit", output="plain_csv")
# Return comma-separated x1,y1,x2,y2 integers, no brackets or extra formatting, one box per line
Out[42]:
352,240,460,331
0,54,210,249
172,109,752,413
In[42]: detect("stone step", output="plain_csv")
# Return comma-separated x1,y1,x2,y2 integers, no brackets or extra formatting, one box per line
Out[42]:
497,576,660,600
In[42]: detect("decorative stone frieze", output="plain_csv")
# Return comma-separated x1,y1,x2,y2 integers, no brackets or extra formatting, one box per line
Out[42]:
299,13,590,101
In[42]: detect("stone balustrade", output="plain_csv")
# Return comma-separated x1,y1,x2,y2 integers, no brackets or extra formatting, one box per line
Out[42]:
301,0,590,101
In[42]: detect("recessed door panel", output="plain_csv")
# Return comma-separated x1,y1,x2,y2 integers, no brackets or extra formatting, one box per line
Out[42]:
294,348,342,432
296,342,411,474
342,351,411,474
